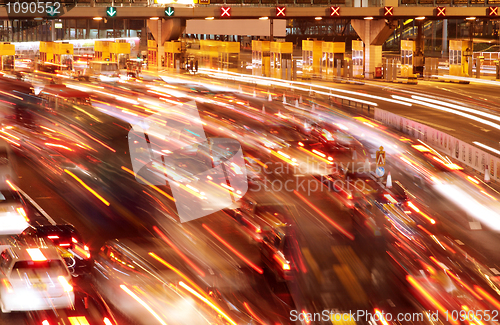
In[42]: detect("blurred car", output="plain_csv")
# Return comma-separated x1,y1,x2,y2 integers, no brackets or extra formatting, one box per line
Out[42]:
226,196,302,280
315,170,407,210
0,240,75,313
25,285,117,325
0,181,29,235
19,224,91,277
93,237,246,325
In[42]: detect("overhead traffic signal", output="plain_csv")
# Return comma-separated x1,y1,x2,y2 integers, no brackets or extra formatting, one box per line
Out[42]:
384,6,393,16
165,7,174,16
276,6,286,17
330,6,340,17
220,6,231,17
106,7,117,17
436,6,446,17
489,6,498,16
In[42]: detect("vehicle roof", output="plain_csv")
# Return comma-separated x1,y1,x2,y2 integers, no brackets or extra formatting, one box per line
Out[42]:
2,240,63,261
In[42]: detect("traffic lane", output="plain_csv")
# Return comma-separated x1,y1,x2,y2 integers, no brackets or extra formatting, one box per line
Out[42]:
390,163,500,267
384,156,500,271
375,79,500,109
272,174,429,320
0,156,134,325
367,95,500,150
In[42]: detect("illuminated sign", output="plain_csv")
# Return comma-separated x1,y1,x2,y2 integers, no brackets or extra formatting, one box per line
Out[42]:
436,7,446,17
276,6,286,17
106,7,117,17
54,22,62,28
220,6,230,17
330,6,340,17
489,6,498,16
384,6,393,16
165,7,174,16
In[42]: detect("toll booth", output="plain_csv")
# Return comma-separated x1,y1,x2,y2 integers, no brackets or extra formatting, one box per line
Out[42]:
270,41,293,79
110,41,131,69
449,40,471,77
200,40,219,69
252,40,270,77
352,40,364,78
147,40,158,68
39,41,54,62
400,40,414,78
53,42,73,70
165,41,181,70
219,42,240,72
320,42,345,79
302,40,323,79
0,43,15,71
94,41,112,61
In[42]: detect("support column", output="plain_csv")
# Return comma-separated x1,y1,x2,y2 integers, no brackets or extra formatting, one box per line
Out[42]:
351,19,396,79
157,20,164,69
442,19,448,58
50,20,56,41
148,18,186,68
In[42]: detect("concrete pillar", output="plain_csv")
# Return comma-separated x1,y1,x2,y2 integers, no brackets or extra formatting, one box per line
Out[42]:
392,59,397,81
336,59,341,77
385,59,392,80
148,18,186,67
468,56,473,77
442,19,448,58
476,57,481,78
157,21,164,68
351,19,396,79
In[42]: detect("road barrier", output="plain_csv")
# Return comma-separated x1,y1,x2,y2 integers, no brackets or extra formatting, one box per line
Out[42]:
374,108,499,181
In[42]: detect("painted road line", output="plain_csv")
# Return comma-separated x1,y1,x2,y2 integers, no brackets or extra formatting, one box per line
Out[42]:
16,186,56,225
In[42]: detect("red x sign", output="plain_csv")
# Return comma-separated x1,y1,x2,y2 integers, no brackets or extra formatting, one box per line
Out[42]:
489,6,498,16
276,6,286,17
330,6,340,16
220,6,231,17
436,6,446,17
384,6,393,16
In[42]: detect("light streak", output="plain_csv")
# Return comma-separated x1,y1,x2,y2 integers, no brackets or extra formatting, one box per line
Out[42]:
64,169,110,206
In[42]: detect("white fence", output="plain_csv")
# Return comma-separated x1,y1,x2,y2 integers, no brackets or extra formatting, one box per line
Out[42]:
374,108,499,181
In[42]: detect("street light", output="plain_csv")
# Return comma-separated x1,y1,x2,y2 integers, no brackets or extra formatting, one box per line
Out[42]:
259,16,269,20
93,17,103,21
205,17,214,20
364,16,374,20
150,17,160,20
415,16,425,20
315,17,322,20
466,17,476,20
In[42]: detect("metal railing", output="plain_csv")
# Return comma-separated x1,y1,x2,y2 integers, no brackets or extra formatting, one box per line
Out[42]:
473,52,500,66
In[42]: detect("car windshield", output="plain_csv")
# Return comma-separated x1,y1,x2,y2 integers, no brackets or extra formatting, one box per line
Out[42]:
0,190,22,204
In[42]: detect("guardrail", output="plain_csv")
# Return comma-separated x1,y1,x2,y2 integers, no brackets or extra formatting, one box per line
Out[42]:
473,52,500,66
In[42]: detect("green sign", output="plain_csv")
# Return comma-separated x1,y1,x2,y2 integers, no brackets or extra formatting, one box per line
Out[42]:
46,6,59,17
106,7,117,17
165,7,175,17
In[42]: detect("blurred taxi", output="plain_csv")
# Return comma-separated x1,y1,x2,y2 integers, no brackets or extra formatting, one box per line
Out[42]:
25,286,117,325
0,180,29,235
0,239,75,313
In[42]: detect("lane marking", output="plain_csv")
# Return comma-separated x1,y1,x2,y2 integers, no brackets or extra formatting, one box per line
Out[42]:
16,186,56,225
